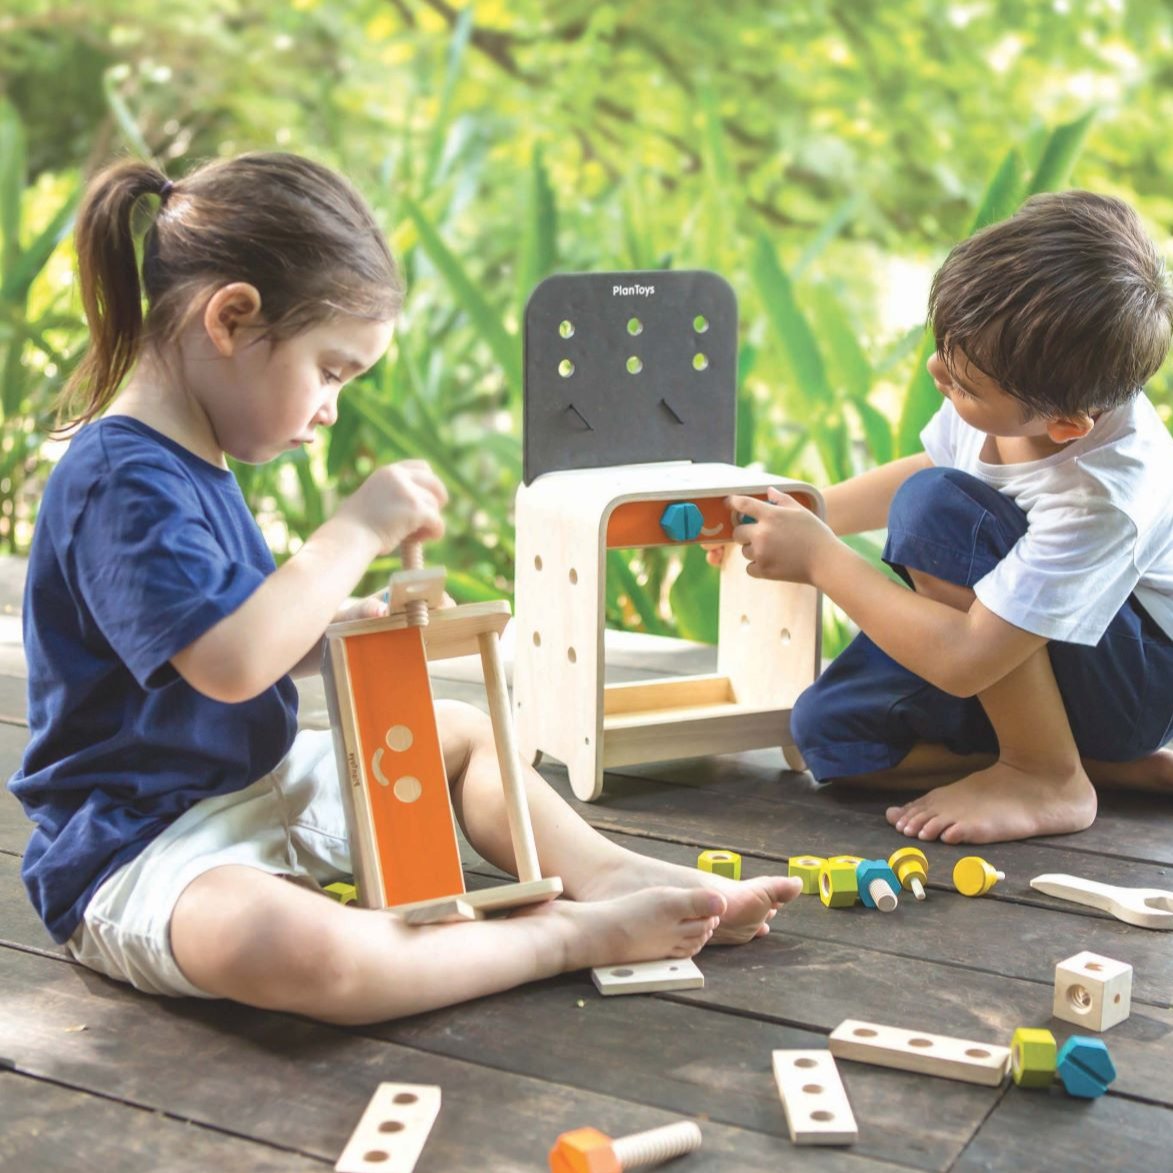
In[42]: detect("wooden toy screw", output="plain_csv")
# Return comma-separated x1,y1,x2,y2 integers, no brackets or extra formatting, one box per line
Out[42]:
889,847,929,901
953,855,1004,897
400,540,429,627
548,1121,702,1173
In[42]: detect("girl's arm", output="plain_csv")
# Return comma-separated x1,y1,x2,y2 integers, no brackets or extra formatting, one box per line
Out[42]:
172,461,445,703
820,452,933,535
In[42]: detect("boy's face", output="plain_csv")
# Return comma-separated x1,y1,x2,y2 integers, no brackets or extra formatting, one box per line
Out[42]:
926,351,1049,439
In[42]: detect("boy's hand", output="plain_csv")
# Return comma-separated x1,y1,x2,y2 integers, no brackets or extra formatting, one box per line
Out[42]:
338,459,448,555
702,542,726,567
728,487,834,584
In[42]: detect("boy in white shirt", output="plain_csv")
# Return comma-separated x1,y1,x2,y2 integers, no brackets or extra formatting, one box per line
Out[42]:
729,191,1173,844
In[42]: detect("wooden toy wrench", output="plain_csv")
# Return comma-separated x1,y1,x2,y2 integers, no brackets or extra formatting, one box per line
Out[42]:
1030,873,1173,930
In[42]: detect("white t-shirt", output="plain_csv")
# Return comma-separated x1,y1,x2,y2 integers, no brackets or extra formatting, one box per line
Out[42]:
919,393,1173,646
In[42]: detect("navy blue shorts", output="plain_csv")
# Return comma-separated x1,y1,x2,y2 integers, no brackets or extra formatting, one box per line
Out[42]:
790,467,1173,781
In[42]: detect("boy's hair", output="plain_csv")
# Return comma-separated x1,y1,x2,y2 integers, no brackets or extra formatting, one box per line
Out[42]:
928,190,1172,418
60,152,404,429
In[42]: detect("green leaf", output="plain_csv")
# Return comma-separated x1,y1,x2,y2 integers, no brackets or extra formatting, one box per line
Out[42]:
806,284,872,402
422,4,474,188
0,98,26,278
400,193,522,395
966,148,1024,234
0,190,79,305
850,397,894,467
607,550,672,636
1025,110,1097,195
102,68,157,164
516,144,558,312
749,233,833,411
669,545,719,644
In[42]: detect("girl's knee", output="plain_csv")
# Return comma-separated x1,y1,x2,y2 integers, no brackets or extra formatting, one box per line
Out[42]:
171,867,354,1008
436,699,494,775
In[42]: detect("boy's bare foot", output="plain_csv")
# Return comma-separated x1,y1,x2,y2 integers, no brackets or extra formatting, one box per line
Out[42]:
516,887,725,971
574,857,802,945
1084,747,1173,792
885,759,1097,844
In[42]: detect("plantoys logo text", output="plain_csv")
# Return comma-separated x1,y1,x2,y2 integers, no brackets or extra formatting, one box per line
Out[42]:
612,283,655,297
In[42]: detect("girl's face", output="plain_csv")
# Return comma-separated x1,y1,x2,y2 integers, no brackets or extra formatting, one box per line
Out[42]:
206,314,394,464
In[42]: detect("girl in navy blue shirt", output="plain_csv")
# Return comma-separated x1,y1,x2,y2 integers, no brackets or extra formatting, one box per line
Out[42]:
9,153,799,1022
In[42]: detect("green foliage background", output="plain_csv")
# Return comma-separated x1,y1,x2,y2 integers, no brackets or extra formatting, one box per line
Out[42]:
3,0,1173,652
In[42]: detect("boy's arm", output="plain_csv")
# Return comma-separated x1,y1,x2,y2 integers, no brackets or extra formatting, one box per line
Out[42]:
820,452,933,535
730,491,1045,697
810,539,1046,696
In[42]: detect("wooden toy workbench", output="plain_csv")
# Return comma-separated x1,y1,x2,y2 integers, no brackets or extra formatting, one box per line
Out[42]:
512,270,823,801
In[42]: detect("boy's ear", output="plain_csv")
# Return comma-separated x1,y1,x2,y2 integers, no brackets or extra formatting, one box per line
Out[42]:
1046,412,1095,444
203,283,264,356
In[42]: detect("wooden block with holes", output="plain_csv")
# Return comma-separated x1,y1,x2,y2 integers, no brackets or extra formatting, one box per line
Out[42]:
772,1050,858,1145
590,957,704,995
334,1082,440,1173
323,598,561,916
829,1020,1011,1087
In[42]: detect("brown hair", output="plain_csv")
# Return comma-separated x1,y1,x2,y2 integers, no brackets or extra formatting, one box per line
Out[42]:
59,152,403,429
928,190,1172,418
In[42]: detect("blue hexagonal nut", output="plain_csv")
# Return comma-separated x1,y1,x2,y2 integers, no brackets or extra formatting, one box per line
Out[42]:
856,859,901,911
660,501,704,542
1056,1036,1116,1098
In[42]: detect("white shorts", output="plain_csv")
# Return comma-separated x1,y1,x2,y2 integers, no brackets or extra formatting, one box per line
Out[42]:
66,729,352,999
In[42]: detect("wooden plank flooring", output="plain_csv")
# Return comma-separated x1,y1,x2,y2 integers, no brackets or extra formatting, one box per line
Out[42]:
1,558,1171,1171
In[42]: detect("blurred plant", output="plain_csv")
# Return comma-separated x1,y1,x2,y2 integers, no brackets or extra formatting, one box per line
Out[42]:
0,98,81,552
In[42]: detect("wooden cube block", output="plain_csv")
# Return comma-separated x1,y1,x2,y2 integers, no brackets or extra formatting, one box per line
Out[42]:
819,860,858,908
1052,951,1132,1032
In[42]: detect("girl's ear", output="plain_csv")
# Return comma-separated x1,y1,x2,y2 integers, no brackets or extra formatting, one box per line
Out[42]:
1046,412,1094,444
203,283,264,356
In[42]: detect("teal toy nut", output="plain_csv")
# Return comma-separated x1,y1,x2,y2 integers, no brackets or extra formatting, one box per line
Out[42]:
1056,1036,1116,1098
856,860,901,911
660,501,704,542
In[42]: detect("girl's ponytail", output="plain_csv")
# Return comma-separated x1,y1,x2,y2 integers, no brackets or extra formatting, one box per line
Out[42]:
58,161,171,430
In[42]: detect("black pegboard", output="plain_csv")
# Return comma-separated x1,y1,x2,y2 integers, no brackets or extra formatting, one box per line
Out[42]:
523,270,737,484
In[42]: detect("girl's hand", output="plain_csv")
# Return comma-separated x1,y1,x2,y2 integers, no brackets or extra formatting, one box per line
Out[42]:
334,592,389,624
727,487,834,584
338,459,448,555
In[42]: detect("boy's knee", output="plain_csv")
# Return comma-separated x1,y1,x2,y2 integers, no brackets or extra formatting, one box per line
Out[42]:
435,699,494,775
889,466,987,531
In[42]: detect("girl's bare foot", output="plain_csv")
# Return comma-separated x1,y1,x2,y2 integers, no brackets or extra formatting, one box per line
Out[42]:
574,857,802,945
885,759,1097,844
516,887,725,971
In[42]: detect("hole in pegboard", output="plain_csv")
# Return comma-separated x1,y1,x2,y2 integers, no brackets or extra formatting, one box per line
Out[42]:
558,359,574,378
626,356,643,374
559,319,575,338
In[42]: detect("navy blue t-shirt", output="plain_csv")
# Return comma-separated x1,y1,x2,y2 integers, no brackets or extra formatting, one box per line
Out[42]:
8,417,298,943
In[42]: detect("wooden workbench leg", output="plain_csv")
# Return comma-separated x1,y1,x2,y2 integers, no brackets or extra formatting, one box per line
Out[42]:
477,631,543,884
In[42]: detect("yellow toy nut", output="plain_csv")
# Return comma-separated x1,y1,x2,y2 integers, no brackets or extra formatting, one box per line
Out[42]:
788,855,827,894
819,860,859,908
697,849,741,880
828,854,865,868
1011,1027,1058,1088
324,881,358,905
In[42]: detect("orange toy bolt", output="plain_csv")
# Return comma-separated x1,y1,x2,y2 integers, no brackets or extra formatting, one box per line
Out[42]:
889,846,929,901
549,1121,702,1173
953,855,1005,897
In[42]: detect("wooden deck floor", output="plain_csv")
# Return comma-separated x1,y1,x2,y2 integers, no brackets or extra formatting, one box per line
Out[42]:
1,555,1171,1172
